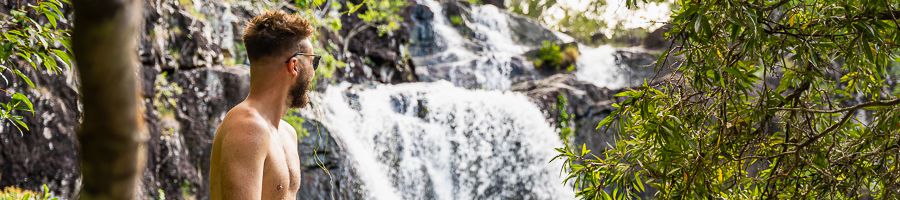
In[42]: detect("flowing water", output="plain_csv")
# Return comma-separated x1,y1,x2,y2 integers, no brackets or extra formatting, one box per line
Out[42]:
303,0,658,199
411,0,534,90
309,82,572,200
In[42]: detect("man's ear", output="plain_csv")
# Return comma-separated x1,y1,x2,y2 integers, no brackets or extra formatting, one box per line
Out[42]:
286,57,300,77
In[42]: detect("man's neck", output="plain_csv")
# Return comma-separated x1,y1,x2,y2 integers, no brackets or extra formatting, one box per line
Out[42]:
246,69,289,128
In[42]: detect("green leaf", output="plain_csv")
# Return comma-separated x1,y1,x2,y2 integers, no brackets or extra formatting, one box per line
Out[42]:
347,0,367,14
12,93,34,114
45,9,58,28
12,117,29,131
614,90,640,98
634,174,645,192
40,52,59,73
597,115,615,130
580,143,590,156
13,68,35,88
52,49,72,68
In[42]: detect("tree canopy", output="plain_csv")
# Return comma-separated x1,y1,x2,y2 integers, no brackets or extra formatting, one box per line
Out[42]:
557,0,900,199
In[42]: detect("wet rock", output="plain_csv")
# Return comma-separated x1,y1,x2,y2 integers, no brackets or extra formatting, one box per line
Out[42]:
512,74,620,152
613,50,659,83
507,12,561,48
296,119,365,200
482,0,506,9
408,3,439,56
442,0,477,39
643,24,672,50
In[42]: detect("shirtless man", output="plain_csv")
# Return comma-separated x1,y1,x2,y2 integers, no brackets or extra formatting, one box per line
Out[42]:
209,11,318,200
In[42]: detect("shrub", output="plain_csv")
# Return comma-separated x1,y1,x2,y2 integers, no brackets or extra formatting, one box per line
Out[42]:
0,184,57,200
533,41,579,72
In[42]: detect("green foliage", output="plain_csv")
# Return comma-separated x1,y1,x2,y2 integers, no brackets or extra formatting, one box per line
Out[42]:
559,0,900,199
312,41,346,80
0,0,72,132
283,108,310,140
293,0,348,83
348,0,406,35
554,11,606,44
508,0,667,43
534,41,563,69
153,72,183,118
0,184,58,200
533,41,577,71
556,94,573,141
449,15,464,26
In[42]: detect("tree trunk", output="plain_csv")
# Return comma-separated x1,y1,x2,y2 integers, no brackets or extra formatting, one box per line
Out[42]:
72,0,145,199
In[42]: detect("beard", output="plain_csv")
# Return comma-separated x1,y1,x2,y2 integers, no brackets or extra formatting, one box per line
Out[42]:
287,77,310,108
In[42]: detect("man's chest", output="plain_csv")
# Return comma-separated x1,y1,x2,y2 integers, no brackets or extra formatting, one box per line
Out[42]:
263,133,302,193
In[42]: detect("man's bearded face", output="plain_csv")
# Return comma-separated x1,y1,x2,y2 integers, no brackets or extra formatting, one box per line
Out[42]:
287,65,310,108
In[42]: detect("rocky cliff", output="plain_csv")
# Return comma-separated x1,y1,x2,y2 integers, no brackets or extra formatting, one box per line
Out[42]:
0,0,663,199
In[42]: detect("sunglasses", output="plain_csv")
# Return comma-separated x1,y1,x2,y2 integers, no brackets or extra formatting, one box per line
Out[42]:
285,52,321,70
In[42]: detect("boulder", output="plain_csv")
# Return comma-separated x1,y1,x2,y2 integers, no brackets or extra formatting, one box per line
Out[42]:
643,24,672,50
512,74,621,152
506,13,561,48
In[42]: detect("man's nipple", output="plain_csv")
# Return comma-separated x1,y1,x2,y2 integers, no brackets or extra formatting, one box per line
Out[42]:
277,184,284,191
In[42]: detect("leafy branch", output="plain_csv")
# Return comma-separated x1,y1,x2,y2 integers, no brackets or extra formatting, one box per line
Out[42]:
0,0,72,132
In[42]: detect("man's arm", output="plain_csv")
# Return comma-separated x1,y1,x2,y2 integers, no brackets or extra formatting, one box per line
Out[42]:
219,120,270,200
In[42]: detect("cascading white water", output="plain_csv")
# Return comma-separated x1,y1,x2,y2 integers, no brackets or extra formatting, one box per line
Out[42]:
300,0,666,199
575,45,632,89
413,1,532,90
307,82,574,200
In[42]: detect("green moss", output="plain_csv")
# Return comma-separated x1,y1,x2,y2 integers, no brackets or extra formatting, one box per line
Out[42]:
449,15,464,26
153,72,183,125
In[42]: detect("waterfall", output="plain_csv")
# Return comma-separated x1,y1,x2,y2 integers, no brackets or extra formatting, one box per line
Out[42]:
574,45,632,89
412,0,536,90
307,82,574,199
300,0,662,199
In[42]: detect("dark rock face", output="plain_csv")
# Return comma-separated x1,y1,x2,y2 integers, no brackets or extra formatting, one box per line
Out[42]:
169,67,250,198
332,1,417,85
512,74,621,152
482,0,506,9
613,50,664,86
408,4,439,57
642,25,672,50
506,13,561,48
296,120,364,200
0,68,81,198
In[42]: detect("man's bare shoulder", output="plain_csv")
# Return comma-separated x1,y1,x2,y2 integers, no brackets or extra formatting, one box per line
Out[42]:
278,120,298,141
217,104,272,149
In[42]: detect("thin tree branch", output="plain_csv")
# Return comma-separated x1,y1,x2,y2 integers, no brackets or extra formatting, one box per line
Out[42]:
770,98,900,113
797,109,855,148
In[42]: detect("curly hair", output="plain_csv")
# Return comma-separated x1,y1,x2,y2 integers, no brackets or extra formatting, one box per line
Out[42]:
242,10,313,63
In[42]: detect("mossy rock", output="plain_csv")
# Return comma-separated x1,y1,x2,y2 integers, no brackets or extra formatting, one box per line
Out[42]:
525,41,580,74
